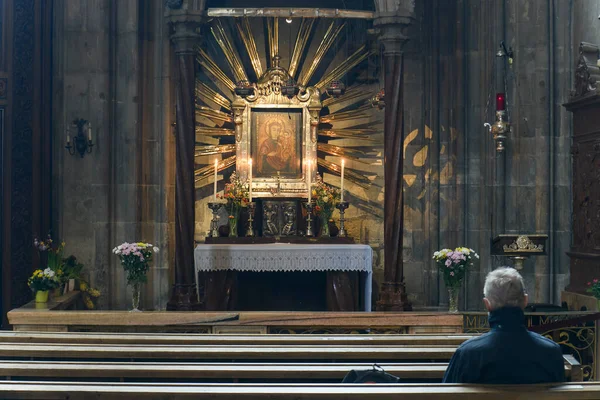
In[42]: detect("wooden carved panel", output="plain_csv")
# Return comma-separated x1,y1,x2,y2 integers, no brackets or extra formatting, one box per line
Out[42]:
572,142,600,252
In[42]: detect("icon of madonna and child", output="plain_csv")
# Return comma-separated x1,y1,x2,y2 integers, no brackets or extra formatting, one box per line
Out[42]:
253,112,301,177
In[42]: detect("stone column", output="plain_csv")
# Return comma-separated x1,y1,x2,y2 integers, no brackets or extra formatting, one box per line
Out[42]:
375,14,413,311
166,10,203,311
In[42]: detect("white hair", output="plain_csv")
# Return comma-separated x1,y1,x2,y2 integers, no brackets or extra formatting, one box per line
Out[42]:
483,267,526,310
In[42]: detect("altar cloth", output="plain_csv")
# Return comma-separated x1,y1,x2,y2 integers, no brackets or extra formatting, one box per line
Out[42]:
194,243,373,311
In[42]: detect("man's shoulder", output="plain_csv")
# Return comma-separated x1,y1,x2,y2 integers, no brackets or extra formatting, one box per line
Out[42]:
526,330,562,350
456,332,494,351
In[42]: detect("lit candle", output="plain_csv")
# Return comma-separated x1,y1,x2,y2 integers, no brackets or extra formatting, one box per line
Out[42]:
213,159,218,201
66,126,70,144
248,158,253,203
88,123,92,141
307,159,312,203
340,159,345,203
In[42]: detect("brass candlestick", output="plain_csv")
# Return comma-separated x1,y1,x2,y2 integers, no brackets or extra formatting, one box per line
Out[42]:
207,202,222,238
336,201,349,237
246,202,256,237
303,202,314,237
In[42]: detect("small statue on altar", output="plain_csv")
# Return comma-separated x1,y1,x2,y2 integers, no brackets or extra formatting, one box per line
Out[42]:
264,203,279,236
281,205,296,236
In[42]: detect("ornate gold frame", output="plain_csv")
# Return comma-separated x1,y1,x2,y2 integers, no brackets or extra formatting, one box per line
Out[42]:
233,59,321,199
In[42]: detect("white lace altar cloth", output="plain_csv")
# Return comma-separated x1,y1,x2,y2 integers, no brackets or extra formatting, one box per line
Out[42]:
194,243,373,311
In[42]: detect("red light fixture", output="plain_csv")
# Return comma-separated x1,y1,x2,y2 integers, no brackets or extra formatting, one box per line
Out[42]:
496,93,506,111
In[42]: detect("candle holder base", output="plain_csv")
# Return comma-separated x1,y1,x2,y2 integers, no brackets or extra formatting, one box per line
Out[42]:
207,202,222,238
336,201,349,237
246,202,256,237
303,202,314,237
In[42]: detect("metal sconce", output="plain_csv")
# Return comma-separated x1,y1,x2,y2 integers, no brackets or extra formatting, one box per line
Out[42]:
234,80,255,98
370,88,385,110
65,118,94,158
281,78,300,98
325,80,346,98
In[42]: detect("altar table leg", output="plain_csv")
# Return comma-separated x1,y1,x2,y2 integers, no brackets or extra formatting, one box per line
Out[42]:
204,271,238,311
326,272,358,311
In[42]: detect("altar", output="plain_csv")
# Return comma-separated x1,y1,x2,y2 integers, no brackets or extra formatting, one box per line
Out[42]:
194,244,372,312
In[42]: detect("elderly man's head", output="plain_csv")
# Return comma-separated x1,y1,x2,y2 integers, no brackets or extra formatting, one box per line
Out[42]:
483,267,528,311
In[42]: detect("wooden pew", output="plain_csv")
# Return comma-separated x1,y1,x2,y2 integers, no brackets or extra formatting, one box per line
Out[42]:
0,331,474,346
0,343,458,360
0,381,595,400
0,357,581,382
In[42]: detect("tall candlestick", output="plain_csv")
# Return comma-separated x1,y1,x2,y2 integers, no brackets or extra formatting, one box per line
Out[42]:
88,123,92,141
248,158,253,203
66,134,71,144
213,159,218,201
340,159,345,202
307,159,312,202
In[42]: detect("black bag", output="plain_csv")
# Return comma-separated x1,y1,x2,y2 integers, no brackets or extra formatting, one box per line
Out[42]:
341,364,400,384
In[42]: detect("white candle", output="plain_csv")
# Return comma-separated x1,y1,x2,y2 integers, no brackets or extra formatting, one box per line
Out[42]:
340,159,345,202
88,123,92,141
248,158,253,203
66,133,71,144
307,159,312,202
213,159,218,201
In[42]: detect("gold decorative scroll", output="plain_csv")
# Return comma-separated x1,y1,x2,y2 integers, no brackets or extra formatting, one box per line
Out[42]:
503,235,544,253
194,155,237,181
196,127,235,137
315,45,372,90
321,85,373,107
289,18,315,78
211,20,248,83
196,47,236,91
317,158,377,189
207,8,375,19
195,82,231,111
195,106,233,123
235,18,263,77
319,103,372,123
267,17,279,64
298,21,345,86
194,144,236,156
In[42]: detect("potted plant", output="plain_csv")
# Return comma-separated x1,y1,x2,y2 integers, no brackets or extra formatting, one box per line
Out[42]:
27,268,60,303
217,172,249,237
33,235,66,297
312,173,340,237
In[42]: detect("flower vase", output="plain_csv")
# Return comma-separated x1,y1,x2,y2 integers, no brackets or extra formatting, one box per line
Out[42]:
228,214,238,237
448,286,460,313
35,290,49,303
130,282,142,312
319,210,333,237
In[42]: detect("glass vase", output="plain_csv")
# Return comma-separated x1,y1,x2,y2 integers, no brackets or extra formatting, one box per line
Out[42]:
319,209,333,237
228,214,238,237
130,282,142,312
448,286,460,313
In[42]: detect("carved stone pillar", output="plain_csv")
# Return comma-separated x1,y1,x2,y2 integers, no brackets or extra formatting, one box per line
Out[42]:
166,10,203,311
375,14,413,311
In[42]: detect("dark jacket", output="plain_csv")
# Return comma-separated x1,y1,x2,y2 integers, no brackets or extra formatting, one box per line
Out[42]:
442,307,565,384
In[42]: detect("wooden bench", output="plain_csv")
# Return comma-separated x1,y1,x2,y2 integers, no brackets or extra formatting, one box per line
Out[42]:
0,381,595,399
0,331,473,346
0,358,581,382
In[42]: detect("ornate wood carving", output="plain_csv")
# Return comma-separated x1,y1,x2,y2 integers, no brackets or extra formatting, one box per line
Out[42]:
571,42,600,99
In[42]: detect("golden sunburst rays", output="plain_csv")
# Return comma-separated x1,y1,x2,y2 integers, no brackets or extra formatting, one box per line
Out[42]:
288,18,315,79
314,45,373,91
196,127,235,138
195,105,233,125
196,82,231,111
321,84,374,109
194,155,237,186
319,103,374,124
196,47,236,92
195,144,236,157
297,21,346,86
318,128,380,140
210,20,248,84
267,17,279,64
235,18,263,78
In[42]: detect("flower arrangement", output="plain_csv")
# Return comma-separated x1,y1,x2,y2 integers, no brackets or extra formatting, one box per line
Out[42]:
61,255,85,280
586,279,600,299
33,234,65,274
79,280,101,309
433,247,479,288
312,173,340,217
218,171,249,214
27,268,60,292
112,242,159,285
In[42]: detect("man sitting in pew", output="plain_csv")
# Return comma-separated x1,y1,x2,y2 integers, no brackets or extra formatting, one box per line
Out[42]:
443,267,565,384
